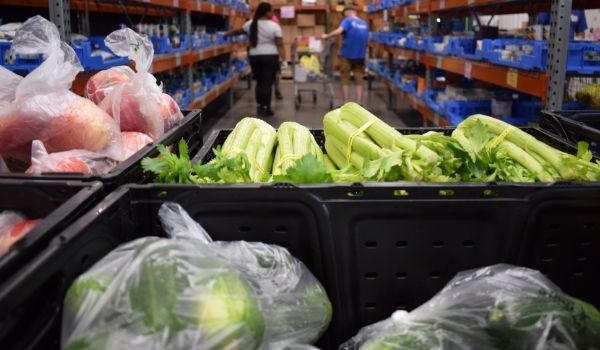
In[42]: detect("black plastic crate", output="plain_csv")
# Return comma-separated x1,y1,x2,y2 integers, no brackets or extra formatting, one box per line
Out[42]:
0,180,103,283
540,110,600,156
0,184,341,350
193,126,600,341
0,110,202,191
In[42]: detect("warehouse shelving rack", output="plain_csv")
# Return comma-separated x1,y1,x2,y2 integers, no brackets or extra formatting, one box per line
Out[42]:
367,0,599,126
0,0,251,110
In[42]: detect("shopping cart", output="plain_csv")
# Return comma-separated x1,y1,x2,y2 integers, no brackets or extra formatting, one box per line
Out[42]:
291,37,335,110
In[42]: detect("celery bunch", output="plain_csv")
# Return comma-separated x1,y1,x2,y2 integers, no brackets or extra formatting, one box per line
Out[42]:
221,118,277,182
143,104,600,184
452,115,600,182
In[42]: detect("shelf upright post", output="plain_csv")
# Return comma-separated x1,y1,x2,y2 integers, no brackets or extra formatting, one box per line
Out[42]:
425,14,436,94
225,13,234,109
385,9,394,110
49,0,72,42
545,0,572,110
81,0,90,37
181,10,194,101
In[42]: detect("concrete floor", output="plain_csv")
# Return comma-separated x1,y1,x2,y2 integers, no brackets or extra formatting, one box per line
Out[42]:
202,79,423,135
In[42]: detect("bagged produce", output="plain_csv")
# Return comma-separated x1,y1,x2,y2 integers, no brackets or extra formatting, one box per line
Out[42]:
0,211,41,255
341,264,600,350
62,202,332,350
0,16,123,162
26,140,116,175
121,131,153,158
86,28,184,139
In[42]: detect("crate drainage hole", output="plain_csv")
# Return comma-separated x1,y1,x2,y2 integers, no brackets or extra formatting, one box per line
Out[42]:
274,226,288,233
573,270,584,277
347,190,364,198
395,272,408,279
576,256,587,262
393,189,409,197
364,272,378,279
463,240,475,248
396,304,407,310
239,226,252,233
580,239,592,247
541,255,553,263
396,241,408,248
365,302,377,309
545,239,557,247
483,189,498,197
432,240,444,248
438,189,455,197
582,223,594,230
429,271,441,279
364,241,377,248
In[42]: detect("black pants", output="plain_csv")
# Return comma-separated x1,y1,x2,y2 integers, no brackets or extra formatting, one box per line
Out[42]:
250,54,279,109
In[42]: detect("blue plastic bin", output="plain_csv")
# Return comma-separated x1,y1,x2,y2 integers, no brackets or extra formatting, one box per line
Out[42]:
444,100,492,124
0,41,44,72
73,40,129,71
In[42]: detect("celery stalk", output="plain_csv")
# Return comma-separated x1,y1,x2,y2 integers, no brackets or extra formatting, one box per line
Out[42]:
337,102,440,164
325,133,366,169
323,154,337,171
323,109,387,161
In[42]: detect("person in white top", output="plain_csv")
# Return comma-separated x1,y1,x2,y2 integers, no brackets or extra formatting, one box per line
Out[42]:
227,2,285,117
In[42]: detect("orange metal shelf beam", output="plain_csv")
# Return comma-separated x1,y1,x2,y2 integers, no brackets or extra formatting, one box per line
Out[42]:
151,42,248,73
373,43,548,101
187,67,250,109
369,70,448,127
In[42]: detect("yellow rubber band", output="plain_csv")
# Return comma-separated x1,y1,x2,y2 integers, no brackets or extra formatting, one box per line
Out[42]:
485,125,515,150
346,120,375,163
275,154,302,170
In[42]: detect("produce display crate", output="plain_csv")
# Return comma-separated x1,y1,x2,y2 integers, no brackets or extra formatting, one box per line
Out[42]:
194,126,600,342
0,180,103,287
0,185,340,350
540,110,600,157
0,109,202,191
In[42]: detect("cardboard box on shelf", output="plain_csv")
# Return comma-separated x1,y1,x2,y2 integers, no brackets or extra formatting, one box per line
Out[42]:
297,14,316,27
282,25,297,43
314,25,326,37
299,27,316,37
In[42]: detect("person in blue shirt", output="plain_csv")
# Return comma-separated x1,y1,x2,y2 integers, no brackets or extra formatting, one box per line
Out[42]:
536,10,587,40
323,5,369,103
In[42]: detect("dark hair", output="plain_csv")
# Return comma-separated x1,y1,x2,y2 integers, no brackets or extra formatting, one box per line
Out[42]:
250,2,272,48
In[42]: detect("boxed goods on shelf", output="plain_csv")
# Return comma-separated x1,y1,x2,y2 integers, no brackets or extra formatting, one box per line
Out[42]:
0,180,103,283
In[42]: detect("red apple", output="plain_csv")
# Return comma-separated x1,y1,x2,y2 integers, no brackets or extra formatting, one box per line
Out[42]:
121,131,153,158
85,66,132,105
40,98,118,154
26,155,92,174
0,213,41,255
157,93,184,131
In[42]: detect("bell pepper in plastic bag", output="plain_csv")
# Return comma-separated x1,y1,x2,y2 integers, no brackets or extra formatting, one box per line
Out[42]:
62,202,332,350
85,29,184,140
0,16,123,163
0,211,41,255
341,264,600,350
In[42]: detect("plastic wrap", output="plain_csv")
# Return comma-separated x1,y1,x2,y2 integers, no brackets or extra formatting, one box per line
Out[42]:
0,211,40,255
26,140,116,175
62,202,332,350
85,29,184,139
0,16,124,163
341,264,600,350
0,156,8,173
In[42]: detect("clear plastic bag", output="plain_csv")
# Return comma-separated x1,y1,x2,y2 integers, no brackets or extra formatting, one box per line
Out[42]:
0,16,124,163
26,140,116,175
0,210,40,255
0,155,8,173
341,264,600,350
121,131,153,158
85,29,184,140
62,202,332,350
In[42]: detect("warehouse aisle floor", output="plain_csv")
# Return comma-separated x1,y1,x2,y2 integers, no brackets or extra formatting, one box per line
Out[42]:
202,79,423,136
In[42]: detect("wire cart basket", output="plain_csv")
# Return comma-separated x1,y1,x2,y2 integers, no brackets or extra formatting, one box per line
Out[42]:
291,37,335,110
